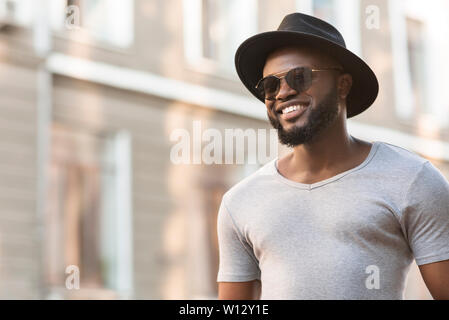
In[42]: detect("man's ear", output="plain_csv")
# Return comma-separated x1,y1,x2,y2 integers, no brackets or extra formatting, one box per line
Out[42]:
338,73,353,99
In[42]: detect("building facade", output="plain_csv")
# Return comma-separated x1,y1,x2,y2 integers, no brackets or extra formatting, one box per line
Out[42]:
0,0,448,299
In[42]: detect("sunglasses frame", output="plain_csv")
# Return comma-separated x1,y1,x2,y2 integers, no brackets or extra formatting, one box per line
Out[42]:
255,66,344,101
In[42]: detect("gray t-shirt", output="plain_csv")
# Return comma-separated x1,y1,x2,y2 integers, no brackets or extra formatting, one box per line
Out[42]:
216,141,449,299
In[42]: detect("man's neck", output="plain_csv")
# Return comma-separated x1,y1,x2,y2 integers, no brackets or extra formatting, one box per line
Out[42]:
277,130,372,185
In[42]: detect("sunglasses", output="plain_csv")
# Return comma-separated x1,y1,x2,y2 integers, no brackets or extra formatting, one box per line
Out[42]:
255,66,344,101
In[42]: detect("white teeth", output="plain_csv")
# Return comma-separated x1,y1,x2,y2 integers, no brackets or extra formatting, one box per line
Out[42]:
282,105,307,114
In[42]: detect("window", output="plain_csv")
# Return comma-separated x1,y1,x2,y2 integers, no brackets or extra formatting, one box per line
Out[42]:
296,0,362,56
201,0,220,60
50,0,134,48
406,17,428,114
312,0,336,25
183,0,258,77
0,0,33,26
389,0,449,128
45,124,133,299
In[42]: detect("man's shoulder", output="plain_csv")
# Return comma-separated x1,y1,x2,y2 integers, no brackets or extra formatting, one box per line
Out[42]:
376,141,429,169
408,159,449,197
375,141,449,193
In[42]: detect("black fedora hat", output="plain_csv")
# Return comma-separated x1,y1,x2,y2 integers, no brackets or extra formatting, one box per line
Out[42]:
235,12,379,119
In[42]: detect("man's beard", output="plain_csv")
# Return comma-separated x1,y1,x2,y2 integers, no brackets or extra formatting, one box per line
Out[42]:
268,86,339,147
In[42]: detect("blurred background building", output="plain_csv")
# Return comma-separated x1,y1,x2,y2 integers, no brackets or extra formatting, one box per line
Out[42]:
0,0,448,299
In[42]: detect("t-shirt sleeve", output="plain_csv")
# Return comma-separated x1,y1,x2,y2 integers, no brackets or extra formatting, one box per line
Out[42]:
216,198,261,282
401,161,449,265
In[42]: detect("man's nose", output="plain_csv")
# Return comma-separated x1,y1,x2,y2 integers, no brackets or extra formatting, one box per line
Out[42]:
275,78,298,100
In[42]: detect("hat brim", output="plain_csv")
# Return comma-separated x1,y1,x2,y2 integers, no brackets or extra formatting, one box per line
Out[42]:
235,31,379,118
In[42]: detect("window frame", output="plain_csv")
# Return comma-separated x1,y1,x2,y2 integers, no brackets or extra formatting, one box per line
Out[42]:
182,0,258,80
44,126,134,299
388,0,449,128
296,0,362,56
0,0,35,27
49,0,135,53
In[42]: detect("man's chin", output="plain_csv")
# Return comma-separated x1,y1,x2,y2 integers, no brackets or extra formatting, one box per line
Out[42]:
277,127,312,147
280,120,304,130
269,115,301,128
267,114,312,146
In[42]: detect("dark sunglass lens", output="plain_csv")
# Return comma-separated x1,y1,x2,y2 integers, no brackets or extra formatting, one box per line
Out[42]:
286,67,304,92
286,67,312,93
262,76,280,99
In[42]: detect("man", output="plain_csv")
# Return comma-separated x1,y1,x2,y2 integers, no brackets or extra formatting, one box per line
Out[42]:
216,13,449,299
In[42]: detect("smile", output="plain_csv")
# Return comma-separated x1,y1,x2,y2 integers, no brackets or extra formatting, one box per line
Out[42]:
281,105,308,114
280,104,309,121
